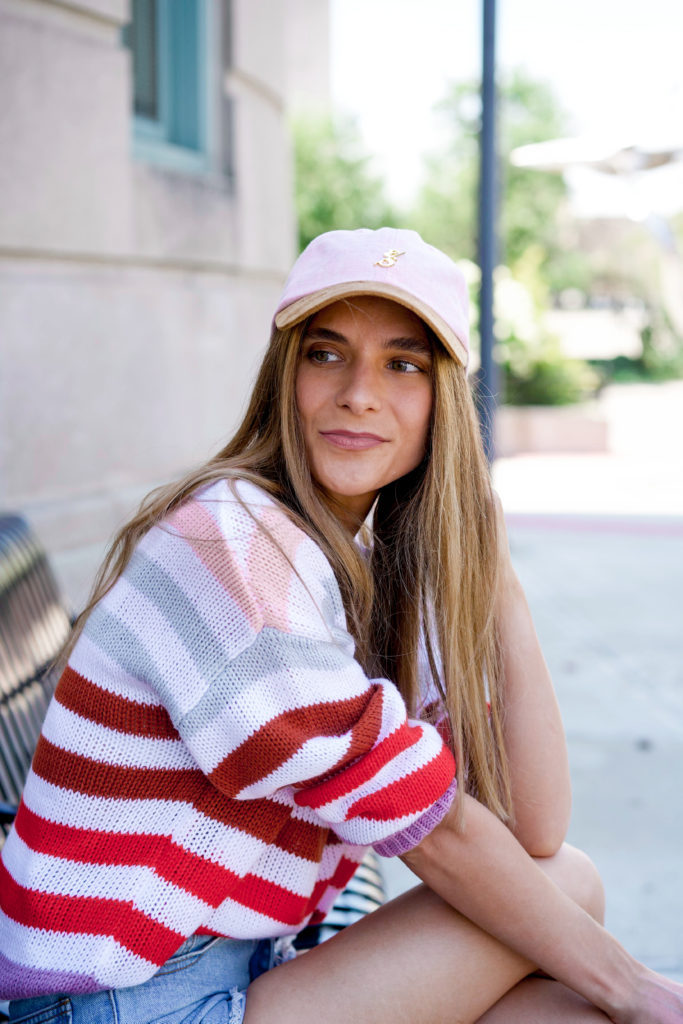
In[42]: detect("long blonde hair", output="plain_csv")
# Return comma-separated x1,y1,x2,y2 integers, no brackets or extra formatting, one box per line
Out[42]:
64,319,511,823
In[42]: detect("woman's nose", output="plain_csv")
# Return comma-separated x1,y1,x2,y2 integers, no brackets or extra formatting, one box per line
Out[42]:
336,362,383,413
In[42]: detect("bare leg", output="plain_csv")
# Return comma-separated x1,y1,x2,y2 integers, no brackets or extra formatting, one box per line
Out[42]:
244,843,605,1024
478,977,611,1022
475,844,608,1021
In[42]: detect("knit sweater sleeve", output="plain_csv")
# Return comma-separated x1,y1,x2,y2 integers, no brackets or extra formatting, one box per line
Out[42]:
85,480,456,854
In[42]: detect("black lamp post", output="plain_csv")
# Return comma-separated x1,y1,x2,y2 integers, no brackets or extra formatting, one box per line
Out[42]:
477,0,499,463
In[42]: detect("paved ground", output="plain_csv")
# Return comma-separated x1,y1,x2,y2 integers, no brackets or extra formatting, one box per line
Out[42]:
381,380,683,984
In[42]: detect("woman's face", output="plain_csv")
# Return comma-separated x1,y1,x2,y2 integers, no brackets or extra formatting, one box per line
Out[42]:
296,296,434,530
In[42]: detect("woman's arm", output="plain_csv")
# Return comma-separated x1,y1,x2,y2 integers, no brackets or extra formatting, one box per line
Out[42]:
494,495,572,854
403,793,683,1023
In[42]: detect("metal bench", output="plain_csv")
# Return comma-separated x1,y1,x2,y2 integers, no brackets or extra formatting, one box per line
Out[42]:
0,515,72,844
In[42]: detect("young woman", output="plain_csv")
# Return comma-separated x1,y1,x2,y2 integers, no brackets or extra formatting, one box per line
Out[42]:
1,228,681,1023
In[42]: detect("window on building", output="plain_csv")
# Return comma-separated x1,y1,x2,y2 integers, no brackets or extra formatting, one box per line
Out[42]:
123,0,212,173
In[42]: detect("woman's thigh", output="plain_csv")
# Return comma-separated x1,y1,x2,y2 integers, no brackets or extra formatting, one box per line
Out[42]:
478,977,611,1022
244,843,604,1024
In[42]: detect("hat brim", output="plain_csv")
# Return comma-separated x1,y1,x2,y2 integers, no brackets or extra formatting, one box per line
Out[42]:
274,281,468,367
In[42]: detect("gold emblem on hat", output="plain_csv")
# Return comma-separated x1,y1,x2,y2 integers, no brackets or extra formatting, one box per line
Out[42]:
374,249,405,268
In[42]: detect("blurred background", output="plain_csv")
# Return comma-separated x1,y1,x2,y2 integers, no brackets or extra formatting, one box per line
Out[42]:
0,0,681,982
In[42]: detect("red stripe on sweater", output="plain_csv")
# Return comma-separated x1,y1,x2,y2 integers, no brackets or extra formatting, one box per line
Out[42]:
293,686,384,792
55,666,180,740
13,806,330,924
294,721,421,809
276,815,328,861
13,805,239,908
303,856,360,918
348,744,456,821
209,687,383,797
32,736,208,802
227,872,317,926
0,858,183,965
30,738,329,861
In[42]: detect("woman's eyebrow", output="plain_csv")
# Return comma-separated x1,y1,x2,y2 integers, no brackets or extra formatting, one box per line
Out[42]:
303,326,348,344
383,336,432,356
304,326,431,355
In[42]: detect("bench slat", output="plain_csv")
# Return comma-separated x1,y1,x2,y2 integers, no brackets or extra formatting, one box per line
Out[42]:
0,515,72,844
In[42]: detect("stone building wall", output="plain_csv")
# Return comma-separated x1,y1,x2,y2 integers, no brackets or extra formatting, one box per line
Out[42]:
0,0,325,609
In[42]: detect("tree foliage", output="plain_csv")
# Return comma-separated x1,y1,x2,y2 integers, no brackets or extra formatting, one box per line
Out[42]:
410,70,570,273
408,72,605,405
292,112,399,252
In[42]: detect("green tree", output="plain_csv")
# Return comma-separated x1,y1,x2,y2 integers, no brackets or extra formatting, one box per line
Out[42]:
292,112,399,253
410,70,571,275
409,72,603,405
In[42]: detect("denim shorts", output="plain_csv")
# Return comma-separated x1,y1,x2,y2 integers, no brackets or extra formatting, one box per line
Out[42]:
8,934,295,1024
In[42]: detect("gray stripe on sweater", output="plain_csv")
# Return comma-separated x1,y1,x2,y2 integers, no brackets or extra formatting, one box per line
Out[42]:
83,598,220,720
180,627,361,736
124,548,237,669
83,603,188,715
83,550,243,716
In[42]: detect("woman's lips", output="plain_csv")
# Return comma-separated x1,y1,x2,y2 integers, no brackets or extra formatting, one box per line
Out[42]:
320,430,387,451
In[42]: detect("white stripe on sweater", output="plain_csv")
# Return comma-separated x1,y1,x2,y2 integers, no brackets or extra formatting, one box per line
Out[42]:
70,632,166,707
202,898,312,940
98,574,216,718
0,915,157,991
41,700,195,771
21,772,195,835
3,835,210,933
20,772,325,883
234,734,354,800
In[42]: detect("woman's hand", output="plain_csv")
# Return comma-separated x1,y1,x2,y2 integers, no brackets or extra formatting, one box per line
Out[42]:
611,967,683,1024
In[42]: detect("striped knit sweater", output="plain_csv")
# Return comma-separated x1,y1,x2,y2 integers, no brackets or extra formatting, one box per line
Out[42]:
0,479,456,999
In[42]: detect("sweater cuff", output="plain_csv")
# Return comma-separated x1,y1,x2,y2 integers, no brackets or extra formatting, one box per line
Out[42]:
372,777,457,858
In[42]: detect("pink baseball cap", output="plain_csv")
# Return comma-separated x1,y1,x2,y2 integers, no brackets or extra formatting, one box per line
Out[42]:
274,227,470,367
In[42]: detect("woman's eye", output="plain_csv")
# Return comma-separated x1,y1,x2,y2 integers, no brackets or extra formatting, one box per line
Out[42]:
388,359,422,373
308,349,341,364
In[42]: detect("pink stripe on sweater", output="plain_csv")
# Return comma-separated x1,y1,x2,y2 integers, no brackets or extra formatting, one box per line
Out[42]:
167,499,263,632
247,506,307,632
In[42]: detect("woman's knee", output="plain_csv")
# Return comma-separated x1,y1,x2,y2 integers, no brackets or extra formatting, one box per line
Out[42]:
534,842,605,924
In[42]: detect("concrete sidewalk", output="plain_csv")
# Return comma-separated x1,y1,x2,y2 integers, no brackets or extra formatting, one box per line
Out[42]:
503,514,683,979
381,380,683,983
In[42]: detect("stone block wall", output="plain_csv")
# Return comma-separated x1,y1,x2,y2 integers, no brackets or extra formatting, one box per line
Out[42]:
0,0,307,609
